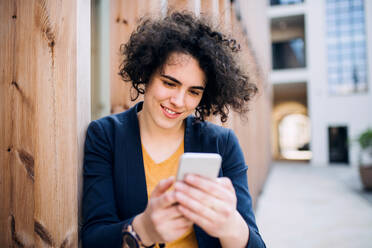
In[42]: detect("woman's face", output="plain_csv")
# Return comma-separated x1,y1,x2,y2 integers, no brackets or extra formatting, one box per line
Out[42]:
142,52,206,131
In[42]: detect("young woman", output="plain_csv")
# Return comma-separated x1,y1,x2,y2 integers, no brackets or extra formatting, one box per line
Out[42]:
82,12,265,248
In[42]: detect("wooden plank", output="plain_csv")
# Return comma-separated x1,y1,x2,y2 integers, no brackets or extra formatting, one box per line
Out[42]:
1,1,36,246
219,0,231,30
168,0,201,14
219,0,234,129
110,0,139,113
34,0,78,246
201,0,219,19
0,0,78,246
137,0,164,17
110,0,167,115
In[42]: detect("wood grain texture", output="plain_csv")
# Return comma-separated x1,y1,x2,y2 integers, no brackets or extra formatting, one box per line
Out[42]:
219,0,231,30
201,0,219,20
1,1,36,246
168,0,201,14
110,0,165,114
0,0,78,246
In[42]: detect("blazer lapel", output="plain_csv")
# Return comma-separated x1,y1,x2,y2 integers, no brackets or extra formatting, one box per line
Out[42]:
184,116,203,153
124,102,148,216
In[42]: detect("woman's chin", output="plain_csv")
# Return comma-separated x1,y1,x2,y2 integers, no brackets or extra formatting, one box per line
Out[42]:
155,117,184,131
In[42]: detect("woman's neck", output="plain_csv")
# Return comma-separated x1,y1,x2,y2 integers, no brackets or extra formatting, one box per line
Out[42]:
137,107,185,163
137,108,184,145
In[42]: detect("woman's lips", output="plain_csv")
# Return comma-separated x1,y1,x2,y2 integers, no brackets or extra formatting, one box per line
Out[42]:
161,105,182,119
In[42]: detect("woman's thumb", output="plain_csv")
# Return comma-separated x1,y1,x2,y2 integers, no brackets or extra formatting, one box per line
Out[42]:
151,176,175,197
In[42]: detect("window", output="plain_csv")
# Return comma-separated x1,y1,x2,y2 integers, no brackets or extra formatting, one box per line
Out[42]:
270,0,304,6
272,38,306,69
326,0,368,95
271,15,306,70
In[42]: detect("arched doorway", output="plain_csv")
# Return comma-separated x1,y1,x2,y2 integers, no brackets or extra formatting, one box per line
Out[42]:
278,113,311,160
272,101,311,161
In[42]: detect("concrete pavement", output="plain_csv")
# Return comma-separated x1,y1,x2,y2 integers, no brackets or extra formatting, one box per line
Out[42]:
255,162,372,248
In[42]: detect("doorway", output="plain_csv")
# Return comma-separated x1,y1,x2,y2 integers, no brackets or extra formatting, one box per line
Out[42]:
328,126,349,164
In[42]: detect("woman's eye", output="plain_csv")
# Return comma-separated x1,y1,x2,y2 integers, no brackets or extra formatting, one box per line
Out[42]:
163,81,175,87
190,90,200,96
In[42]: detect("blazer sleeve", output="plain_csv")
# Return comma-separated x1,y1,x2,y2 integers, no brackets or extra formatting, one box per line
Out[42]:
81,121,133,248
222,130,266,248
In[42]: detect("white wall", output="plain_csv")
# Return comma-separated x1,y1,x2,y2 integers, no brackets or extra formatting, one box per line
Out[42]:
366,0,372,124
307,0,372,166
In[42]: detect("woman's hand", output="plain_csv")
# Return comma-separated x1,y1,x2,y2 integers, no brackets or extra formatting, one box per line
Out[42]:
174,175,249,248
132,177,193,246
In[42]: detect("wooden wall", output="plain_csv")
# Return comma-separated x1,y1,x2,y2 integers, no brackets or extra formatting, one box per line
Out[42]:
0,0,90,246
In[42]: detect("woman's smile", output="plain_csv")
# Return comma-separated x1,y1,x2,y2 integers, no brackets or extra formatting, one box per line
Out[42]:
161,104,183,119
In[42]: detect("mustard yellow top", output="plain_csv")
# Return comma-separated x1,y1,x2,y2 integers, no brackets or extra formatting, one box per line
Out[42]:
142,140,198,248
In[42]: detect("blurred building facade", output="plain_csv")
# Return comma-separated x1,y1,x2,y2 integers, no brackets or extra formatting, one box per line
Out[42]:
269,0,372,166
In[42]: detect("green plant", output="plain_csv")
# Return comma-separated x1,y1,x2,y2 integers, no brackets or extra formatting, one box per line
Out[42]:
357,128,372,189
357,128,372,150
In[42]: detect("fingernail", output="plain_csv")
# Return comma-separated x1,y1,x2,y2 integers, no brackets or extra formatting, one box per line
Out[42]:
186,174,194,182
176,192,184,199
174,182,184,190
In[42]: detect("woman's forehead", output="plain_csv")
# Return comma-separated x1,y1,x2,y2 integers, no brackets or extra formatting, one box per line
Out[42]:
164,52,194,66
160,52,206,86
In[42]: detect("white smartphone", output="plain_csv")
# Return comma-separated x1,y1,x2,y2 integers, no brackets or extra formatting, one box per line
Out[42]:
176,153,222,181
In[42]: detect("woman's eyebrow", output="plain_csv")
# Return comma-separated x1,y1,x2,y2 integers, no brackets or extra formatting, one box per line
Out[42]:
160,74,205,90
160,74,182,84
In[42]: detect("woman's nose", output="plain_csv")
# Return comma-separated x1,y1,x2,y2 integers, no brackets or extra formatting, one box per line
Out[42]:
170,91,185,107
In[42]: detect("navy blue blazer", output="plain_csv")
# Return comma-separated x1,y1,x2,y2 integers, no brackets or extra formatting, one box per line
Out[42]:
82,102,265,248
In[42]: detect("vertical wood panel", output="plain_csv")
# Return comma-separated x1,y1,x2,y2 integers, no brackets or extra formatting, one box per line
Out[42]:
220,1,235,129
148,0,167,16
34,0,78,245
1,0,78,246
137,0,151,18
201,0,219,17
168,0,200,14
110,0,139,113
1,1,36,246
110,0,165,114
219,0,231,30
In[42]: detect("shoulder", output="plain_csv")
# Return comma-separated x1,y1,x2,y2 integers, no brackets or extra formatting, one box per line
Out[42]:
186,116,235,151
89,109,131,131
188,117,246,175
87,104,138,134
193,118,232,140
85,105,139,150
202,121,231,140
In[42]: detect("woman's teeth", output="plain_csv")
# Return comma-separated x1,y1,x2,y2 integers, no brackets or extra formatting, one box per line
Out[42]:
165,107,176,114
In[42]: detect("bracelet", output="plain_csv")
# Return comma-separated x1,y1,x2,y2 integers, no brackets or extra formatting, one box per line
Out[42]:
122,223,155,248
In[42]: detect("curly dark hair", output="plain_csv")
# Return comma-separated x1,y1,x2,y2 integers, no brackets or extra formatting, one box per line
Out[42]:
119,11,257,123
